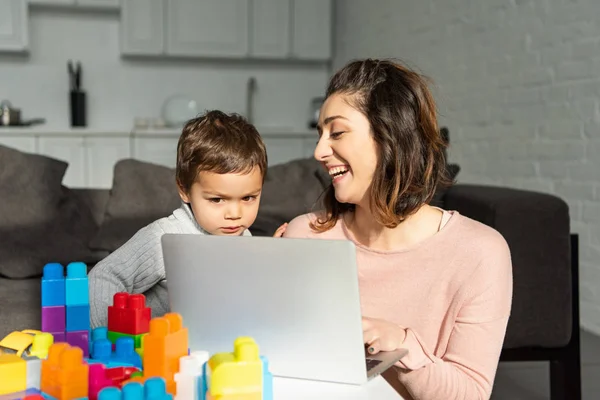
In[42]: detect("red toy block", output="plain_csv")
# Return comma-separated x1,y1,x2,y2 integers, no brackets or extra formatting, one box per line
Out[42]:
22,395,44,400
108,293,151,335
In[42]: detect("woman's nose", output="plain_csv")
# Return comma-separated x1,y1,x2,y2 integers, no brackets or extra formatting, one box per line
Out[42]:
314,137,332,161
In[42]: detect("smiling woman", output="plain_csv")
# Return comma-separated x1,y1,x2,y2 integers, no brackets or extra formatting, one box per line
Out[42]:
284,59,512,400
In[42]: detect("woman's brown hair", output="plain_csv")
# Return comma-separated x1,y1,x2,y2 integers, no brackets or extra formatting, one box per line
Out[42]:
176,110,267,193
312,59,452,232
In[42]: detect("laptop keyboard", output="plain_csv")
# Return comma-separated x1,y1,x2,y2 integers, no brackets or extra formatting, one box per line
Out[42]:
366,358,383,371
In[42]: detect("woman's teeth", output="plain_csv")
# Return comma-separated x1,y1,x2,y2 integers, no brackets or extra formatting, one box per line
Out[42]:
329,167,349,177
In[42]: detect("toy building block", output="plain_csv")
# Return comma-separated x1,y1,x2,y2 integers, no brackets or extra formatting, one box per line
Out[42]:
66,304,90,333
260,357,273,400
65,262,89,306
41,263,65,307
107,331,146,350
0,354,27,395
29,332,54,359
47,332,65,343
91,337,142,369
174,351,209,400
140,313,189,395
66,330,89,358
89,363,115,400
41,306,66,334
24,356,41,391
108,293,151,336
98,377,172,400
22,395,45,400
205,337,271,400
41,343,89,400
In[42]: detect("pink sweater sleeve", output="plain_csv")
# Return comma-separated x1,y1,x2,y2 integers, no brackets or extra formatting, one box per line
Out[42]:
395,239,513,400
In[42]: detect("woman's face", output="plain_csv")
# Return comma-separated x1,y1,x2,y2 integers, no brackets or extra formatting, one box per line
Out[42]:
315,93,378,207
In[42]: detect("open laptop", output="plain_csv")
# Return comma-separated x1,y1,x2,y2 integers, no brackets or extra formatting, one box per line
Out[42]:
161,234,408,385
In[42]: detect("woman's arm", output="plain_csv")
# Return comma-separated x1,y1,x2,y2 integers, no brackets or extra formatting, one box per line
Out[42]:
395,239,513,400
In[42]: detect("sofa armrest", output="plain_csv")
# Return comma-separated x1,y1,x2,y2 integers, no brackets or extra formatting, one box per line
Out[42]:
444,184,572,349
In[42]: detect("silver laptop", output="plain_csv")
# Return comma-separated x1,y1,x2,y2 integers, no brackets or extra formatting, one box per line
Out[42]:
161,234,407,385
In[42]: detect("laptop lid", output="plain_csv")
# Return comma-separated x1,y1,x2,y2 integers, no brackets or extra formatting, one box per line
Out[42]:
162,234,369,384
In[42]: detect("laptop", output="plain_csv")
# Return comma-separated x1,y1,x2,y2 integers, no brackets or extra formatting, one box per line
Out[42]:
161,234,408,385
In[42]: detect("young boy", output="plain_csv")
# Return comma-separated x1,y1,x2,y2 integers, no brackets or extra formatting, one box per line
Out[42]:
89,110,286,328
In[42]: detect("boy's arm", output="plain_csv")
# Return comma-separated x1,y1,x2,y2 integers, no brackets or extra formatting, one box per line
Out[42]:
89,225,166,328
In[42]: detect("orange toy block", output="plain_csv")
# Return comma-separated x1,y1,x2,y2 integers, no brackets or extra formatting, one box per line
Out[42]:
41,342,89,400
130,313,189,395
0,354,27,395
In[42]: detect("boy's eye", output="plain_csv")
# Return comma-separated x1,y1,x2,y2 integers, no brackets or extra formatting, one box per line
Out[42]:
242,196,257,202
209,198,223,203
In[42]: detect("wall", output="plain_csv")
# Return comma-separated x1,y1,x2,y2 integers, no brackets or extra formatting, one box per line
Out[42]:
334,0,600,334
0,8,329,132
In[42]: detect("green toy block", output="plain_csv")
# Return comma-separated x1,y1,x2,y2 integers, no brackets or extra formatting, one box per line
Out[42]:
107,330,146,349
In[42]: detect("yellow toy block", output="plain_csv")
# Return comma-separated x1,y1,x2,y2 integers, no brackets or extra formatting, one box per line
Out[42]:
0,330,42,357
29,332,54,359
207,337,263,399
0,354,27,395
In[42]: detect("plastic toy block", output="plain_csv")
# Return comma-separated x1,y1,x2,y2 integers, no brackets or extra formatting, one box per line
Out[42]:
41,263,65,307
22,395,45,400
206,337,263,399
107,331,145,349
41,306,65,334
47,332,65,343
41,343,89,400
108,293,151,336
65,262,89,306
90,337,141,369
66,331,89,358
65,304,90,332
1,330,42,358
0,388,44,400
89,363,114,400
105,366,141,386
29,333,54,359
0,354,27,395
260,357,273,400
98,377,172,400
92,327,109,342
174,351,209,400
142,313,189,395
24,356,41,390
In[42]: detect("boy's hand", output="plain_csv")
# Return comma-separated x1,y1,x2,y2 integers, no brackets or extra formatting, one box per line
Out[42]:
273,223,288,237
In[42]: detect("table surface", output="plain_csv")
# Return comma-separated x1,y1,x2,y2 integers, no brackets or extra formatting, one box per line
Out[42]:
273,375,405,399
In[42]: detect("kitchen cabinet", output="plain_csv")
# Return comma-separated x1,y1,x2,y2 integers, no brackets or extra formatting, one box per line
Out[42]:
0,135,36,154
38,137,87,188
29,0,119,9
251,0,290,59
132,136,178,169
292,0,332,60
85,137,131,188
0,0,28,53
166,0,249,58
120,0,164,56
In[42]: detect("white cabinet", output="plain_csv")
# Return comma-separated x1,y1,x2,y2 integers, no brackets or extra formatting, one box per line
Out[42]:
85,137,131,188
132,136,178,168
0,0,28,53
0,135,36,153
121,0,164,56
28,0,75,5
166,0,249,58
292,0,332,60
251,0,290,58
38,137,87,188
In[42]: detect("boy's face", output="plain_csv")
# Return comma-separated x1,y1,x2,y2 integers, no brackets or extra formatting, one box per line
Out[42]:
178,167,263,235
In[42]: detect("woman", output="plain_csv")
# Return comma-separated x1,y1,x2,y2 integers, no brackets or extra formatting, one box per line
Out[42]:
284,59,513,400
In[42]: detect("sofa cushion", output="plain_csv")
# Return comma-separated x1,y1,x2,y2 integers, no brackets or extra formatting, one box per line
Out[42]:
0,145,97,279
89,159,181,253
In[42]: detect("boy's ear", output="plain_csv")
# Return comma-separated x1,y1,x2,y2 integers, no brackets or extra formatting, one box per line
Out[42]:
177,180,191,203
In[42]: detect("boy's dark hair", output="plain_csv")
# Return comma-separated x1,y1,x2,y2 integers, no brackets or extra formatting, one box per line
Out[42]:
312,58,453,232
176,110,267,192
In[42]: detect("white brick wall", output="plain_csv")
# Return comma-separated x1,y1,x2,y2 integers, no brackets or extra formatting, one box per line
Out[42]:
333,0,600,334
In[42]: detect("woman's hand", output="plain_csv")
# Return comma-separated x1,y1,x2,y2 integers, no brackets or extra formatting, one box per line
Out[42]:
363,317,407,355
273,223,288,237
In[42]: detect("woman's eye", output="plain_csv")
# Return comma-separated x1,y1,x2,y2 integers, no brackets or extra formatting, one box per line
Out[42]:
330,131,344,139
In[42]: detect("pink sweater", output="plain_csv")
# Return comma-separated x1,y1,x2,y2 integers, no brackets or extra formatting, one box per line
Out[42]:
284,210,513,400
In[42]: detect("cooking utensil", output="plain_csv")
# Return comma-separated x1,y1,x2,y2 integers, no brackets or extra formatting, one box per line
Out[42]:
0,100,46,127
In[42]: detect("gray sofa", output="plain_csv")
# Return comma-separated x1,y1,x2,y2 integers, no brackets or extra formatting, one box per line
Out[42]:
0,143,579,399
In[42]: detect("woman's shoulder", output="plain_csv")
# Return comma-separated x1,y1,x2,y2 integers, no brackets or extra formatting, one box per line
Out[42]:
284,212,345,239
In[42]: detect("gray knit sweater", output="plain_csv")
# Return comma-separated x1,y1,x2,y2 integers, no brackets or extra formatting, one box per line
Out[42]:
89,202,250,328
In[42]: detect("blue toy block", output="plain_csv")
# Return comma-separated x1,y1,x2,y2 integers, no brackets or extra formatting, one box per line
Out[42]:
261,356,273,400
65,262,89,306
98,377,171,400
90,337,141,369
65,304,90,332
41,263,65,307
92,327,108,341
